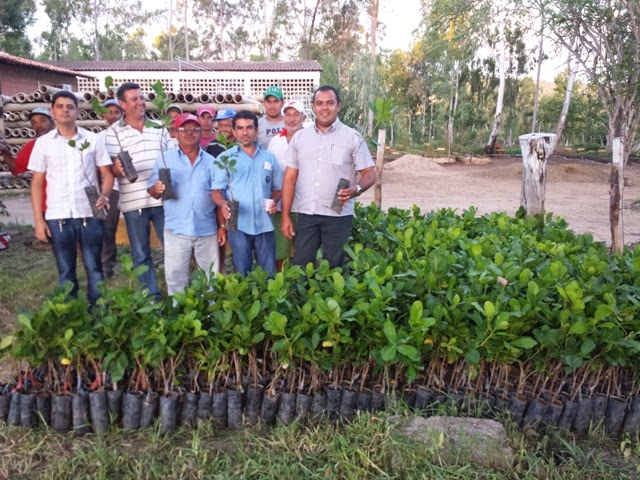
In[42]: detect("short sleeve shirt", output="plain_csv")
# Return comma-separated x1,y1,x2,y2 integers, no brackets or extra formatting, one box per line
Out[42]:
147,147,219,237
13,139,47,212
28,127,112,220
284,118,374,217
212,143,283,235
257,117,285,149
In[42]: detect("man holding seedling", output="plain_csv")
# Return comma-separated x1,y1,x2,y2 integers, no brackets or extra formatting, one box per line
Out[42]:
147,113,226,295
106,82,171,300
257,85,285,149
28,91,114,304
280,85,376,269
212,110,283,276
97,99,123,278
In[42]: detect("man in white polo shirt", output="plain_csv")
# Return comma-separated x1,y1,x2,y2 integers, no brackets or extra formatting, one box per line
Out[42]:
105,82,171,299
29,90,114,304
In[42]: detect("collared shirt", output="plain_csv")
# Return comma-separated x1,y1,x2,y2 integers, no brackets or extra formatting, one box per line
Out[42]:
104,118,171,213
148,147,219,237
28,127,112,220
283,118,374,217
96,129,118,192
212,143,283,235
257,117,285,149
268,130,298,213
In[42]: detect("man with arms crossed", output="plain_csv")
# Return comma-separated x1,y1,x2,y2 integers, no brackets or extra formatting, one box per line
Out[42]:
105,82,171,299
281,86,376,269
29,91,113,304
148,113,226,295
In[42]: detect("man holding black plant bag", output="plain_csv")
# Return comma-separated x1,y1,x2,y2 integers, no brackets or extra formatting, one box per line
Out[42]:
105,82,171,299
280,86,376,268
28,91,113,304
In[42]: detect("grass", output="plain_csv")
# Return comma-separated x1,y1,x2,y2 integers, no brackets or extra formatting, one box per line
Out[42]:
1,224,639,479
0,410,637,479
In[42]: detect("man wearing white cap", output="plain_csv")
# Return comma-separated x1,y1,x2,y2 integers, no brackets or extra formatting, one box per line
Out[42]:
268,100,306,271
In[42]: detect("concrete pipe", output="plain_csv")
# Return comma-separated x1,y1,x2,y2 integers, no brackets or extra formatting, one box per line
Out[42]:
18,128,31,138
87,110,98,120
223,93,234,103
82,92,94,102
147,91,156,101
11,128,21,137
32,91,42,101
43,93,52,102
26,94,35,102
12,93,28,103
1,163,9,172
184,93,195,103
19,111,30,121
214,93,225,104
233,94,244,104
9,146,19,155
3,128,11,137
168,92,177,102
97,91,108,101
1,94,13,104
7,138,31,145
198,93,210,103
39,85,62,94
176,93,185,103
78,110,88,120
26,129,36,138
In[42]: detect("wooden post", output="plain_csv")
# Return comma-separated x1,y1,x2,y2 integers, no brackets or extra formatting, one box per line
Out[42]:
610,137,624,253
374,129,386,208
519,133,556,215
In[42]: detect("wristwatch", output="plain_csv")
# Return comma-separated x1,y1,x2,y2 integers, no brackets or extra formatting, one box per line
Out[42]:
355,184,363,197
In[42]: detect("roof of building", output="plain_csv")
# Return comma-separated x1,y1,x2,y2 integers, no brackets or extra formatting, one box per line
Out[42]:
48,60,323,72
0,52,95,78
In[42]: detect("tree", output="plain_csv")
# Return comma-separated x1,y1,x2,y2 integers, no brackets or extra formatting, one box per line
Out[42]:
550,0,640,160
0,0,35,57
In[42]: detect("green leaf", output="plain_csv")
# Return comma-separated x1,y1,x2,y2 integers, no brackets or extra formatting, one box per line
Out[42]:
510,337,537,349
383,320,397,344
594,304,613,321
569,320,589,335
397,344,419,361
410,301,424,324
0,335,14,350
265,312,287,336
483,301,496,319
105,76,114,89
380,344,397,362
466,348,480,364
580,339,596,355
247,300,260,322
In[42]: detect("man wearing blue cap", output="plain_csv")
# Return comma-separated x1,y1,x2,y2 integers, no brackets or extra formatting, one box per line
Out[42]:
206,108,237,158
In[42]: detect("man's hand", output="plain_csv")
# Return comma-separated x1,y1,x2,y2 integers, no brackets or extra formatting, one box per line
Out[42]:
221,202,231,220
218,226,227,246
112,157,125,177
148,180,165,199
96,194,110,210
281,214,295,240
338,185,358,205
34,218,51,243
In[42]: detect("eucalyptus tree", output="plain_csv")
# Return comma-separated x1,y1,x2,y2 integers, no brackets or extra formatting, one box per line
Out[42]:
550,0,640,160
0,0,35,57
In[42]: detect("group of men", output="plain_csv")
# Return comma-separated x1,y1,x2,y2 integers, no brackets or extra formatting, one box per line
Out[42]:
8,82,376,303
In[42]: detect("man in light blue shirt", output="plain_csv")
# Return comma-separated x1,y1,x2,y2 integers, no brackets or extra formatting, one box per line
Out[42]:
212,110,282,276
148,113,226,295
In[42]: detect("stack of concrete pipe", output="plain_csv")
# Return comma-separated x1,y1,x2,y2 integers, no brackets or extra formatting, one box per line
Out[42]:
0,85,265,190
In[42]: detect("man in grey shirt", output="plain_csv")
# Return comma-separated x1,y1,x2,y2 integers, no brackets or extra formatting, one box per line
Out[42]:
257,85,285,149
280,85,376,268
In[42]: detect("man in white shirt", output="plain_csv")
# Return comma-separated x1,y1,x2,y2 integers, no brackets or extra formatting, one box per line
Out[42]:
105,82,171,299
29,90,114,304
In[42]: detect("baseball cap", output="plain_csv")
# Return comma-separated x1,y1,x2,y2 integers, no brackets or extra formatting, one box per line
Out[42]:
263,85,284,100
282,101,305,115
28,107,53,120
167,105,183,114
215,108,237,120
102,99,121,109
196,105,216,117
173,113,201,129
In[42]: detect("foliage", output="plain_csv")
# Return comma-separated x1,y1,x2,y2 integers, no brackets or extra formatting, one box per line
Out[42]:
0,0,35,57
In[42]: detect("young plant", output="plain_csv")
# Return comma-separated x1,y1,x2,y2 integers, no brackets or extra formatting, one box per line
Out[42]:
68,138,108,220
145,80,176,200
214,148,240,231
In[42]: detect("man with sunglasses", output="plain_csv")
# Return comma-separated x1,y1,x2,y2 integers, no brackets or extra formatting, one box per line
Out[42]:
148,113,226,295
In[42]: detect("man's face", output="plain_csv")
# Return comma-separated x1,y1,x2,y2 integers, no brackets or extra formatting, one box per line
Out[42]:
217,118,235,141
102,105,122,126
30,114,54,137
176,121,202,150
199,112,214,130
232,118,258,148
51,97,78,126
118,88,146,120
264,96,284,119
283,108,305,135
312,90,340,128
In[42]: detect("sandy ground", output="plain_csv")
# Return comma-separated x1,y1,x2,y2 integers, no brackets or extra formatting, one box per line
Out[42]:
3,154,640,246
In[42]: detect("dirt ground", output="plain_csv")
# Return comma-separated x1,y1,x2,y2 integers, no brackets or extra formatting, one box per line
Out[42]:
357,154,640,246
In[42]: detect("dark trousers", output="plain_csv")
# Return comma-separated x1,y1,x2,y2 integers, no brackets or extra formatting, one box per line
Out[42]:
101,190,120,276
292,214,353,269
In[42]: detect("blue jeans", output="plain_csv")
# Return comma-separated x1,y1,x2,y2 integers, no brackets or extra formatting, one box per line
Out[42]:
293,214,353,269
47,217,104,305
227,230,276,276
123,206,164,298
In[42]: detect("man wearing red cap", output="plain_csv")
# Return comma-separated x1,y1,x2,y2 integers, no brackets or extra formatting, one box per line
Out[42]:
147,113,226,295
197,105,217,150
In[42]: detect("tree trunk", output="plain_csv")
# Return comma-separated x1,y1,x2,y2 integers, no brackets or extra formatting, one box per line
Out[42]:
531,12,545,132
552,56,578,155
374,129,386,208
184,0,190,61
485,23,507,154
519,133,556,215
367,0,379,136
610,137,624,253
